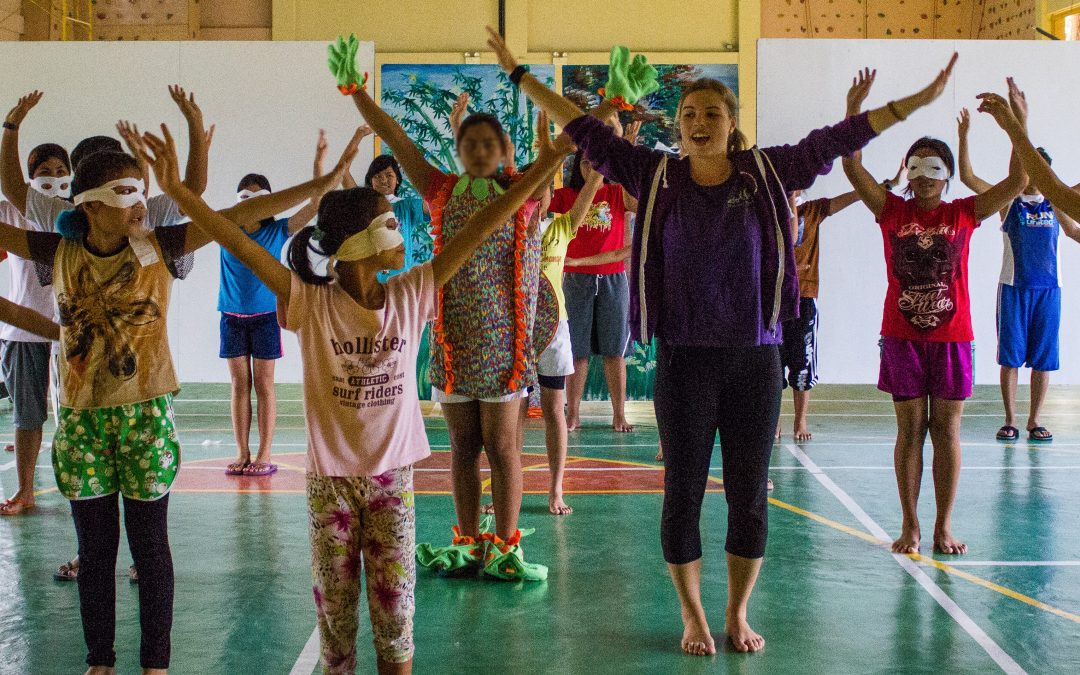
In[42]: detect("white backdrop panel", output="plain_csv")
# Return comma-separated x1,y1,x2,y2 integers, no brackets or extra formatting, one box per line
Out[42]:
758,39,1080,385
0,41,375,383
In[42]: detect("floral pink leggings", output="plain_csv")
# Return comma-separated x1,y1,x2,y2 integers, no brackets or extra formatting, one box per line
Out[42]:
307,467,415,672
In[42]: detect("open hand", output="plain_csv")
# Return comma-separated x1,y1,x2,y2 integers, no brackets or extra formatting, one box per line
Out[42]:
168,85,204,126
5,91,42,128
486,26,518,74
322,126,368,190
328,34,363,93
116,120,147,157
1006,77,1028,126
450,92,469,135
140,125,184,194
846,68,876,117
624,119,642,145
956,108,970,137
915,52,958,106
976,91,1022,133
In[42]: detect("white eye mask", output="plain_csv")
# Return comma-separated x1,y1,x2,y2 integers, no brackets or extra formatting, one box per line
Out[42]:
31,174,72,198
905,156,950,181
237,189,271,203
332,211,404,263
73,178,146,209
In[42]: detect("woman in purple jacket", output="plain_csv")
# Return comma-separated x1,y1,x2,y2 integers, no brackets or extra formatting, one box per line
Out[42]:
489,27,956,657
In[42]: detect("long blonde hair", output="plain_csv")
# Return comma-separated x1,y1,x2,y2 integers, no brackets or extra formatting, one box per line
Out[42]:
676,79,747,155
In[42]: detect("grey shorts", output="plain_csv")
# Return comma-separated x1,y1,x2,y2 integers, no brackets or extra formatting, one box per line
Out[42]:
563,271,631,360
0,340,50,430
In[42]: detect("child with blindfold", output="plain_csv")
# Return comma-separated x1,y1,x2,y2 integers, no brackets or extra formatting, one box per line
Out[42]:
843,70,1026,558
139,112,571,674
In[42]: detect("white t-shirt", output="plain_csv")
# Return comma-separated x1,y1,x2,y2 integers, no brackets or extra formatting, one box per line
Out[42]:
0,201,54,342
283,263,435,477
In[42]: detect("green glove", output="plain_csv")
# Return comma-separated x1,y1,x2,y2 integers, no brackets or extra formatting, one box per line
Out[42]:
601,45,660,110
327,34,367,95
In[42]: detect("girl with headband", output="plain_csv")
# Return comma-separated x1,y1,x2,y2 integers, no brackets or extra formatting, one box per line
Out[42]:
220,129,358,478
843,71,1025,559
139,113,570,674
491,24,960,654
0,138,346,673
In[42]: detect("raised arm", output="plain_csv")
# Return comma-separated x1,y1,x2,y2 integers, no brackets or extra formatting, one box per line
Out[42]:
288,127,364,235
842,151,889,219
0,296,59,341
1,92,42,213
169,85,209,195
973,142,1025,221
143,125,363,302
864,54,957,135
117,120,152,190
0,221,33,260
1054,206,1080,244
826,190,861,216
568,171,604,234
957,109,993,194
433,113,570,288
348,87,437,197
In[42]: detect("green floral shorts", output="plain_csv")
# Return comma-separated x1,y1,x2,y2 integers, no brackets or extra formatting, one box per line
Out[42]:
52,395,181,501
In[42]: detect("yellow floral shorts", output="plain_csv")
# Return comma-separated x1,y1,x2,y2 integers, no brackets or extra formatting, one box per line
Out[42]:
52,395,181,501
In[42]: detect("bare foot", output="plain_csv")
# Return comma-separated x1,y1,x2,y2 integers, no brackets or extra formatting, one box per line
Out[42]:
891,526,921,554
774,424,781,442
725,614,765,653
655,448,664,462
0,494,35,515
613,416,634,433
933,530,968,555
680,608,717,656
567,415,581,432
549,492,573,515
794,425,812,442
480,502,495,515
767,479,774,491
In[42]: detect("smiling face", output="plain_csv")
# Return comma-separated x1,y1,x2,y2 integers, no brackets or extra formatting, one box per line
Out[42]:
370,166,400,196
82,165,148,240
678,89,737,159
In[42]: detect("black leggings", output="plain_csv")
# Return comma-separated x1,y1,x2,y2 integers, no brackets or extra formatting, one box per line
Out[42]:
70,493,174,669
655,342,781,563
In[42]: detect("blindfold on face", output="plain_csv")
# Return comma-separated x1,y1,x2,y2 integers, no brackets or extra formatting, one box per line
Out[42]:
905,156,949,181
73,178,146,209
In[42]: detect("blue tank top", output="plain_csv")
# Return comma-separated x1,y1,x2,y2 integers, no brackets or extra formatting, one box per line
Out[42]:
1000,197,1059,288
218,218,290,313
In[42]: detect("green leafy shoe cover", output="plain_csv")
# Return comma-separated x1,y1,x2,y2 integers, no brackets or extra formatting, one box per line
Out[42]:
481,529,548,582
599,45,660,111
416,524,484,577
327,34,369,95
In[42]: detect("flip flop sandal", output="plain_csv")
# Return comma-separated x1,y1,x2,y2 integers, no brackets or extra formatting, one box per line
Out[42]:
54,561,79,581
243,462,278,476
996,425,1019,441
1028,426,1053,443
225,461,249,476
0,497,34,516
4,444,13,452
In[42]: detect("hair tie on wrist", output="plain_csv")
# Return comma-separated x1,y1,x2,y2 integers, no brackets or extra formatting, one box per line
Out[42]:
887,101,907,122
2,122,16,131
509,65,529,86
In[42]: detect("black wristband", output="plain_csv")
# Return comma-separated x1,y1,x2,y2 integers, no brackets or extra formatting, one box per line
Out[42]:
509,65,528,86
2,122,16,131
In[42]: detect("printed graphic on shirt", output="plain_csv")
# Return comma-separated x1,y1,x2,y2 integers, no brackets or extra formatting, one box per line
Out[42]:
329,335,409,410
580,201,613,233
58,261,162,386
889,222,962,331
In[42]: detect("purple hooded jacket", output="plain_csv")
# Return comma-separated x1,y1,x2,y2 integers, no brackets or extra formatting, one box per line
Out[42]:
563,113,877,347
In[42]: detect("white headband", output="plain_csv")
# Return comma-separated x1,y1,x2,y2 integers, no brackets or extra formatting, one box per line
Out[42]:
31,174,72,199
905,156,949,181
332,211,403,263
237,188,271,203
73,178,146,208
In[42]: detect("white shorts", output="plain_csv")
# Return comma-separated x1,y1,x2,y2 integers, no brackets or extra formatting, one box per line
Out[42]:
431,388,528,404
538,320,575,377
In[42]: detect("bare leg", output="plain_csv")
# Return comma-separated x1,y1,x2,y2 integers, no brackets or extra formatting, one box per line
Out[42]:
892,397,929,554
376,657,412,674
1027,370,1051,438
999,366,1018,432
725,553,765,653
227,356,253,466
480,400,524,540
541,387,571,515
667,559,716,656
565,358,589,431
0,427,43,514
792,390,812,441
443,401,484,538
928,397,967,555
251,358,277,465
603,356,633,432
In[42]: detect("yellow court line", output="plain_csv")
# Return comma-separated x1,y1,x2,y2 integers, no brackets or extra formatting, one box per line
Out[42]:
768,497,887,546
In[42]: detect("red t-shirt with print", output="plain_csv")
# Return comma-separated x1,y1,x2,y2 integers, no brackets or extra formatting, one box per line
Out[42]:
879,193,980,342
550,183,627,275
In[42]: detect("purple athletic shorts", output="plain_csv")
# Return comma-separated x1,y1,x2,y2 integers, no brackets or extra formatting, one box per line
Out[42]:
878,336,973,401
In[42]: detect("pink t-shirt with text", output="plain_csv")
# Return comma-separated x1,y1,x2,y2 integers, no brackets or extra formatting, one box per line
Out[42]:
283,264,435,477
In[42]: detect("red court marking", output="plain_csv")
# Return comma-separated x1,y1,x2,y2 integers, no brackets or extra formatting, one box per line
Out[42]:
175,451,723,495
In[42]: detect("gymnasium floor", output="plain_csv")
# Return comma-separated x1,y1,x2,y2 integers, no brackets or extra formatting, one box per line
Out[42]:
1,384,1078,674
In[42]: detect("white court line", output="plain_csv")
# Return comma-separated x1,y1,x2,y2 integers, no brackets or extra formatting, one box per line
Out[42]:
289,627,321,675
783,443,1025,674
0,460,14,472
943,561,1080,567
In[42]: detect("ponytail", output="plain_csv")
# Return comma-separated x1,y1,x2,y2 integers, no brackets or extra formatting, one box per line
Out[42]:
286,225,333,286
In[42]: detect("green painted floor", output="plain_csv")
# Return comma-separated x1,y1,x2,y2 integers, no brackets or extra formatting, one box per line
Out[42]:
2,384,1079,674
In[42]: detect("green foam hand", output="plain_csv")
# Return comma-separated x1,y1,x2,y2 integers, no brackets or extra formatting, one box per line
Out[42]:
327,34,366,95
601,46,660,109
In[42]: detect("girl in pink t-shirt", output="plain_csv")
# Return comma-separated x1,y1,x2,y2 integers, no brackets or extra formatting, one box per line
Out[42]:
141,117,569,674
843,72,1025,558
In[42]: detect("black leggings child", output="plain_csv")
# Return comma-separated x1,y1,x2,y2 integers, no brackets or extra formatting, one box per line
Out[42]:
70,492,174,669
655,342,781,563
